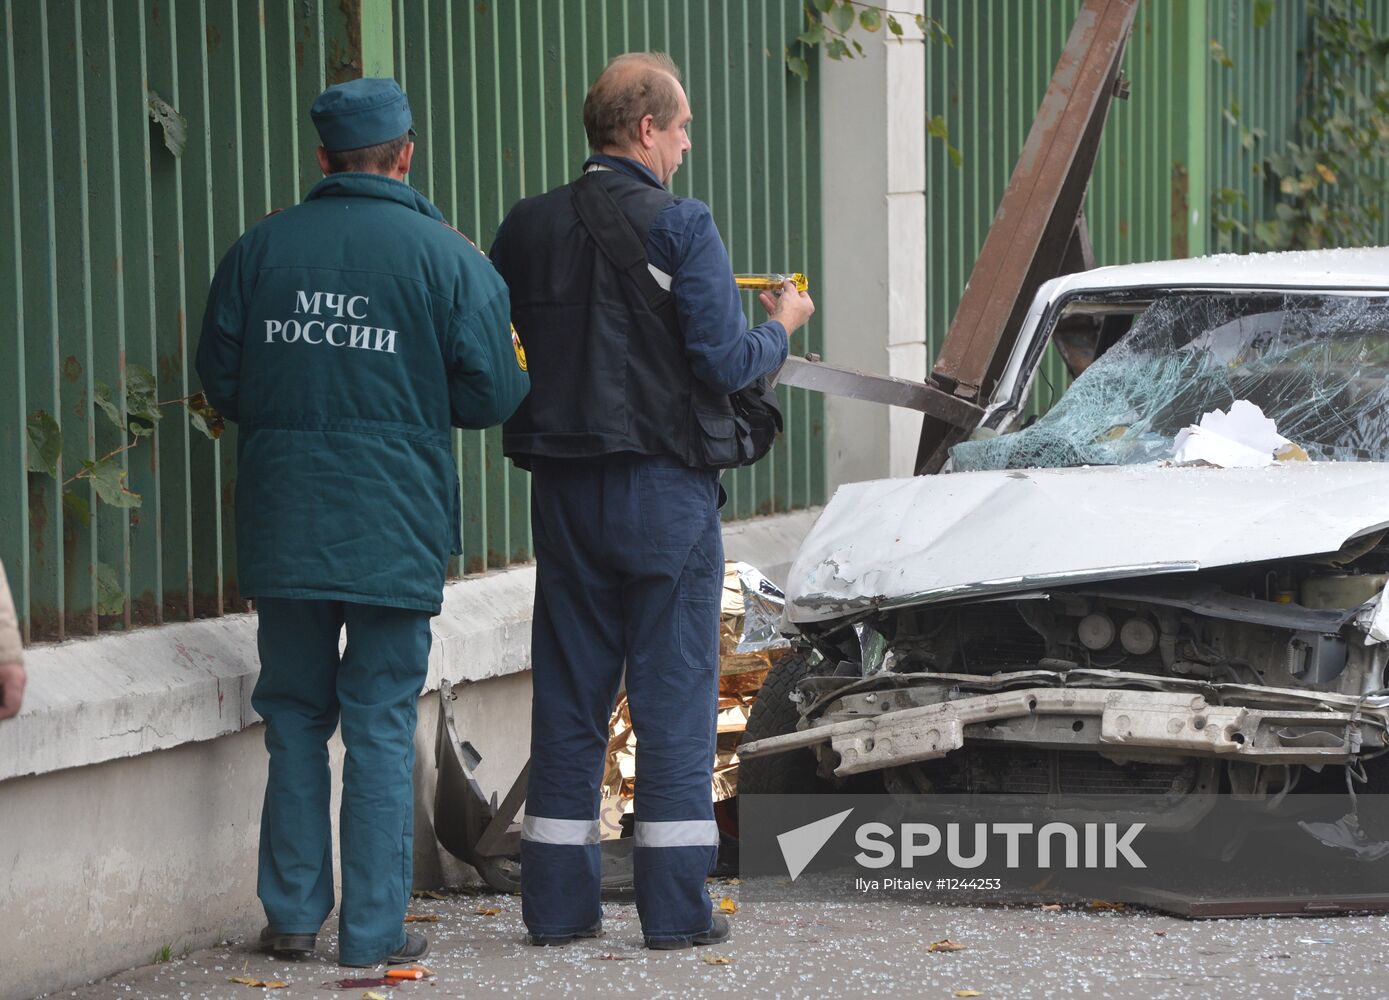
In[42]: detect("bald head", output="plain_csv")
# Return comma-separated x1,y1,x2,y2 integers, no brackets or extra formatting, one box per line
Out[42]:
583,52,684,152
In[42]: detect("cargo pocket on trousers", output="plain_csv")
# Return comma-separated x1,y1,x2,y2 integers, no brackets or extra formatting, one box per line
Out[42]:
677,593,718,671
675,535,720,671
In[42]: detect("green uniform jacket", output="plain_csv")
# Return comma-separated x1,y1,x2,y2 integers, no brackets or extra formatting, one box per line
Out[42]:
196,172,529,614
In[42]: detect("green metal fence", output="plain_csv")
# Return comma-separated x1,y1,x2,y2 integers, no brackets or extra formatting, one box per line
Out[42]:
0,0,823,641
923,0,1389,418
14,0,1372,644
0,0,349,642
395,1,825,566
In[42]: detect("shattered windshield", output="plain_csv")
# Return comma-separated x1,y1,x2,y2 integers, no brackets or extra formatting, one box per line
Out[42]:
951,293,1389,471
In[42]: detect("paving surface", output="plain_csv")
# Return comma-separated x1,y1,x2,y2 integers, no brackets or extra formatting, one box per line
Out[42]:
46,881,1389,1000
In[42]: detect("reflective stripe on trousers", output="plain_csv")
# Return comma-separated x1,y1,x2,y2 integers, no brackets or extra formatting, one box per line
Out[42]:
522,815,602,846
632,820,720,848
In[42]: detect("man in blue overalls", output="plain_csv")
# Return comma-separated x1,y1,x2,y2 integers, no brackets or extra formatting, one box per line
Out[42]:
490,52,815,949
196,78,529,967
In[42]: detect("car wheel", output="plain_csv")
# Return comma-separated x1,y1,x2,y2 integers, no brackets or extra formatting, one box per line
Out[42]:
738,651,826,795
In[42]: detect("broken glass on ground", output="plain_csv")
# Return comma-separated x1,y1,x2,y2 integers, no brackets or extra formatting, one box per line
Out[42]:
952,293,1389,472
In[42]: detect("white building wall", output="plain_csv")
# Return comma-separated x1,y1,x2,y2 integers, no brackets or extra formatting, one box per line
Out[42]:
821,4,928,491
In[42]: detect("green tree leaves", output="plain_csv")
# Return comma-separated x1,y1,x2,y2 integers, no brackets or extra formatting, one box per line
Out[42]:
29,366,223,511
94,363,163,439
95,563,125,616
25,366,227,615
81,456,141,509
1215,0,1389,252
784,2,959,163
25,410,61,478
830,1,855,34
785,2,953,79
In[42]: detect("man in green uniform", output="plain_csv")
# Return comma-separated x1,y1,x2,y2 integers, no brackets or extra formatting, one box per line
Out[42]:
196,78,528,968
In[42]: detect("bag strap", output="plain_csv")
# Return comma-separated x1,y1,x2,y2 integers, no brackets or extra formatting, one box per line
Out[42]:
569,172,679,327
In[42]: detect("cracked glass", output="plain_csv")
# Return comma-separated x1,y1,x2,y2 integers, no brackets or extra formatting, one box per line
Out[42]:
951,293,1389,472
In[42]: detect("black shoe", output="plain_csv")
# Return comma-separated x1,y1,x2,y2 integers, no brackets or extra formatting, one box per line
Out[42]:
259,926,317,959
340,930,431,968
645,913,732,951
526,920,603,947
384,931,431,966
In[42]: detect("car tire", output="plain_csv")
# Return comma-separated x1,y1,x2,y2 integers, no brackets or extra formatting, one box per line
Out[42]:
738,651,826,795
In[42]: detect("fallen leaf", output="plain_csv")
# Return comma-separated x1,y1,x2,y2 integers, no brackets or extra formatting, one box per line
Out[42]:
595,953,633,961
413,889,449,900
475,906,502,916
404,913,440,923
1040,903,1062,912
719,897,738,913
1087,899,1125,911
956,992,983,998
702,954,735,965
331,978,395,989
930,939,967,953
723,878,743,886
1154,930,1167,937
227,978,287,989
364,993,389,1000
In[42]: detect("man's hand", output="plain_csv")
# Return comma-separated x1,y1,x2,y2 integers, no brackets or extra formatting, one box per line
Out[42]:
0,661,25,720
759,279,816,337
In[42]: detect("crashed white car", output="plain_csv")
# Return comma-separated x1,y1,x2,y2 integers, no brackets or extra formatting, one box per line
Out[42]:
740,247,1389,824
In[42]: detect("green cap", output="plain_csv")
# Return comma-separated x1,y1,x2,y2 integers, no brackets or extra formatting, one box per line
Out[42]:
311,77,414,152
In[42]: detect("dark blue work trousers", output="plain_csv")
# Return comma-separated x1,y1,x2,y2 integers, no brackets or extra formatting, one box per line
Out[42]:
251,598,432,966
521,454,723,941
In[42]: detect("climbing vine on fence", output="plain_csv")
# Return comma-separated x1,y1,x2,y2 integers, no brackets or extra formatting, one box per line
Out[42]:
1213,0,1389,252
785,0,962,165
25,370,223,615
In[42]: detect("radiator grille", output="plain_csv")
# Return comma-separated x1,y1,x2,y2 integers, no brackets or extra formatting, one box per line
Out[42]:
895,748,1195,796
953,605,1048,670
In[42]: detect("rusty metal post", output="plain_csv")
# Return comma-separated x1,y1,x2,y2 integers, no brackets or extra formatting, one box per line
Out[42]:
915,0,1138,475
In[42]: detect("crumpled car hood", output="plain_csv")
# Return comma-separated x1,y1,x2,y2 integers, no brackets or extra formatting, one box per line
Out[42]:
785,462,1389,625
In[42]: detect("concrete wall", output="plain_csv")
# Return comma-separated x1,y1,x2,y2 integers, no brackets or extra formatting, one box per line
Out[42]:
821,1,928,492
0,510,818,1000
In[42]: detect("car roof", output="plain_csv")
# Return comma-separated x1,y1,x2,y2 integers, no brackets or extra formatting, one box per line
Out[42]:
1037,245,1389,301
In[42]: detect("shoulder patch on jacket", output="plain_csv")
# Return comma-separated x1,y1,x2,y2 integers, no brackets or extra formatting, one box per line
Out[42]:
511,325,527,371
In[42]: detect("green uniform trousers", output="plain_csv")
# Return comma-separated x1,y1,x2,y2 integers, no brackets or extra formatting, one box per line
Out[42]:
251,598,432,965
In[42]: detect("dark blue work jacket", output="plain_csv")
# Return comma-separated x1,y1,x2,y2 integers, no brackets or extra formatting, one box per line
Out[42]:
491,155,788,467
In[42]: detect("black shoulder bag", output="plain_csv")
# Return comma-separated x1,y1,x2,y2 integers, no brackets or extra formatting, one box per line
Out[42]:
569,172,783,470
